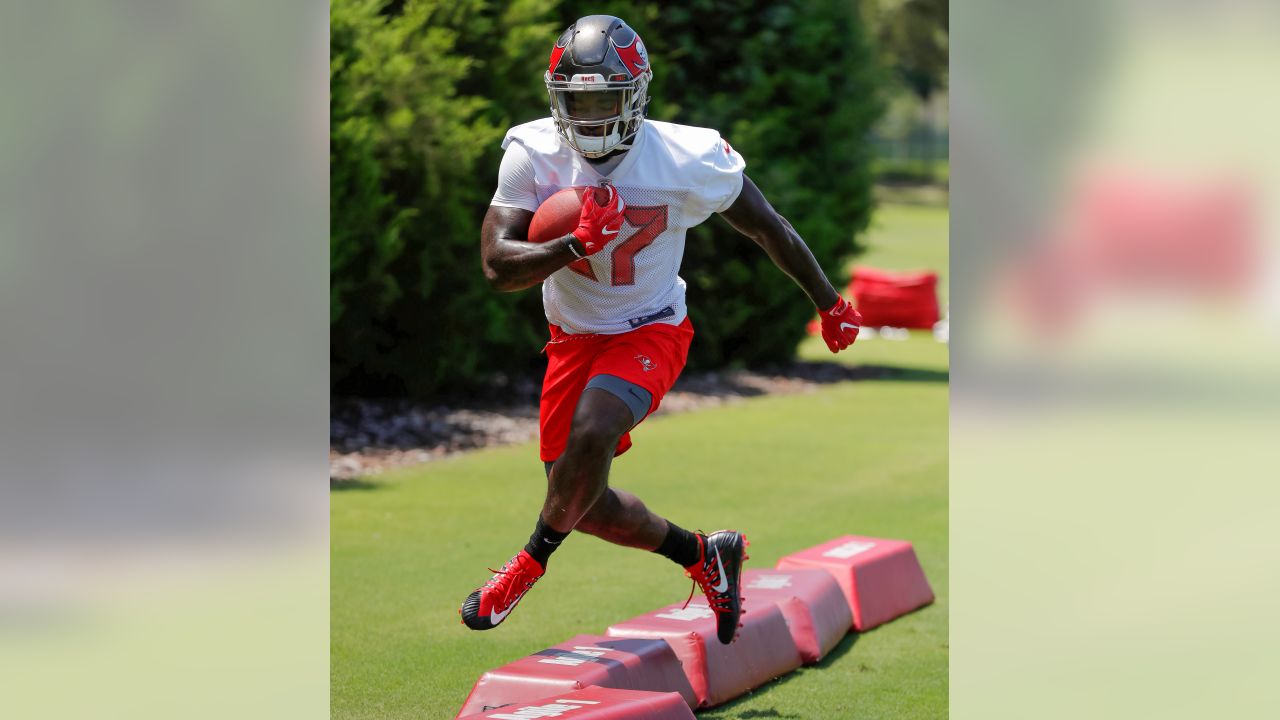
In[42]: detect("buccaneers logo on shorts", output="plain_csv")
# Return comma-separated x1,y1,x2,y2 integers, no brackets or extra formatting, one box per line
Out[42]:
634,354,657,372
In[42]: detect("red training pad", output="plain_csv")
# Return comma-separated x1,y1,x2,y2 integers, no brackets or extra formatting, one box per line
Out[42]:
456,686,695,720
605,598,802,708
848,266,941,329
741,568,853,664
456,634,696,717
776,535,934,631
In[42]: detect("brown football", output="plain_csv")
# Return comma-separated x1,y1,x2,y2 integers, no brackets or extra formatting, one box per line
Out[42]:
527,186,610,243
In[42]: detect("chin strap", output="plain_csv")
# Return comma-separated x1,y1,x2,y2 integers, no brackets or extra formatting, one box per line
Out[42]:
572,129,623,158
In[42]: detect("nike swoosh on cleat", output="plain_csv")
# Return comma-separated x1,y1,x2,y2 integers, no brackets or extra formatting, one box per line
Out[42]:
488,593,523,625
711,547,730,593
839,322,859,332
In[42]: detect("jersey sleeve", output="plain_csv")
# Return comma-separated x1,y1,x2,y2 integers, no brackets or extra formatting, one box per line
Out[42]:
489,140,540,212
703,135,746,214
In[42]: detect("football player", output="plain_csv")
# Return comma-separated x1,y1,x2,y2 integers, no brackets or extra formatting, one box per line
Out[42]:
461,15,862,644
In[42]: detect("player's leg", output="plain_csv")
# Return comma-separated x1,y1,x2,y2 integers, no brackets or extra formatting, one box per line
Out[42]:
573,318,747,644
537,386,634,534
548,448,746,643
558,321,701,560
521,385,650,582
541,371,693,557
460,326,599,631
574,487,670,550
539,373,651,545
545,452,696,562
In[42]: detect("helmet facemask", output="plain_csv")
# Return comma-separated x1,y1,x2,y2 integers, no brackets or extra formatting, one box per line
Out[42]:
546,72,650,158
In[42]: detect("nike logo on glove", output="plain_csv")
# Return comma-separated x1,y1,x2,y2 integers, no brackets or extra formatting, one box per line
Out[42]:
601,228,619,236
839,322,859,332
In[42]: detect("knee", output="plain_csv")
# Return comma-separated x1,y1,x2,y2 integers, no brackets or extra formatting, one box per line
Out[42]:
574,510,605,537
574,491,615,538
565,414,624,457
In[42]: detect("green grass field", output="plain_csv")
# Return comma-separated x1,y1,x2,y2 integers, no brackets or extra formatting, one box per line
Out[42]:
332,199,948,719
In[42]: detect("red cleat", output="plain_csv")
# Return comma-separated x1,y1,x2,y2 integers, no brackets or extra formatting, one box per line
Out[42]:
460,549,545,630
683,530,747,644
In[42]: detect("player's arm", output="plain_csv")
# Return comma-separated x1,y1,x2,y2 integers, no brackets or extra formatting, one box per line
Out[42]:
480,205,577,292
719,174,862,352
483,184,624,293
719,175,840,309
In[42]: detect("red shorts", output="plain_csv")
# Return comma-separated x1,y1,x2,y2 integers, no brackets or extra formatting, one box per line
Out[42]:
539,317,694,462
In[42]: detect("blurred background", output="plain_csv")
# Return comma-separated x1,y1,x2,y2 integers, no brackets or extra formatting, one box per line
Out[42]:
952,1,1280,717
1,2,329,719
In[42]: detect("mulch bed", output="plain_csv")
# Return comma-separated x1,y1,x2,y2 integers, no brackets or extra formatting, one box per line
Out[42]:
331,362,895,481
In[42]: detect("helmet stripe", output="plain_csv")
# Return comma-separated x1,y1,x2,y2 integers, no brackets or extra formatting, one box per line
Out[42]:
547,45,565,76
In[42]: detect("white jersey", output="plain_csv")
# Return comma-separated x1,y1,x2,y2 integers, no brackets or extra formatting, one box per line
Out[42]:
490,118,746,335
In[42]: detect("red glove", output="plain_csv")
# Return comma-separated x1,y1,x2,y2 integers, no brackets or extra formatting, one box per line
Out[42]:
819,296,862,353
570,184,625,257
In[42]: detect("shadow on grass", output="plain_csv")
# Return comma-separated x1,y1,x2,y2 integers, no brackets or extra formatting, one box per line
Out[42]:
696,632,861,719
872,182,949,207
330,477,380,491
671,361,947,402
858,364,949,384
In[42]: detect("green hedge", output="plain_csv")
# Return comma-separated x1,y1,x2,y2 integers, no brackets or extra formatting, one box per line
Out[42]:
332,0,881,397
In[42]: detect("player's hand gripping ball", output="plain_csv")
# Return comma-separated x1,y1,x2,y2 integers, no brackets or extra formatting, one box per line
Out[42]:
571,184,624,256
527,185,624,257
819,296,862,353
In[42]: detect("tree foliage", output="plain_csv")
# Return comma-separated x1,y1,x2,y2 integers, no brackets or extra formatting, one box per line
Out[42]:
862,0,949,100
331,0,557,395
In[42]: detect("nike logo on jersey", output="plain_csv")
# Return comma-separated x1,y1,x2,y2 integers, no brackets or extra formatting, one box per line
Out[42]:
710,547,730,593
839,322,859,332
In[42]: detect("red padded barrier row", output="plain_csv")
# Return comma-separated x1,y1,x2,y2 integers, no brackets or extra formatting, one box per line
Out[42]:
456,686,694,720
457,535,933,714
742,568,852,664
455,634,696,717
776,535,934,631
605,598,801,708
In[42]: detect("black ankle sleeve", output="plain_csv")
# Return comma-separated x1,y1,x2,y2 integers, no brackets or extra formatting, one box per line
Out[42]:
653,521,700,568
525,517,569,567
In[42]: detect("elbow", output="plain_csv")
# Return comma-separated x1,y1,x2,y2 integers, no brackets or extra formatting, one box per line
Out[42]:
482,260,508,290
482,261,524,292
481,267,512,289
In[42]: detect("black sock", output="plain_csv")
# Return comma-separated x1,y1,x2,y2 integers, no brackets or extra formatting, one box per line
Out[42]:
524,517,569,568
653,521,701,568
